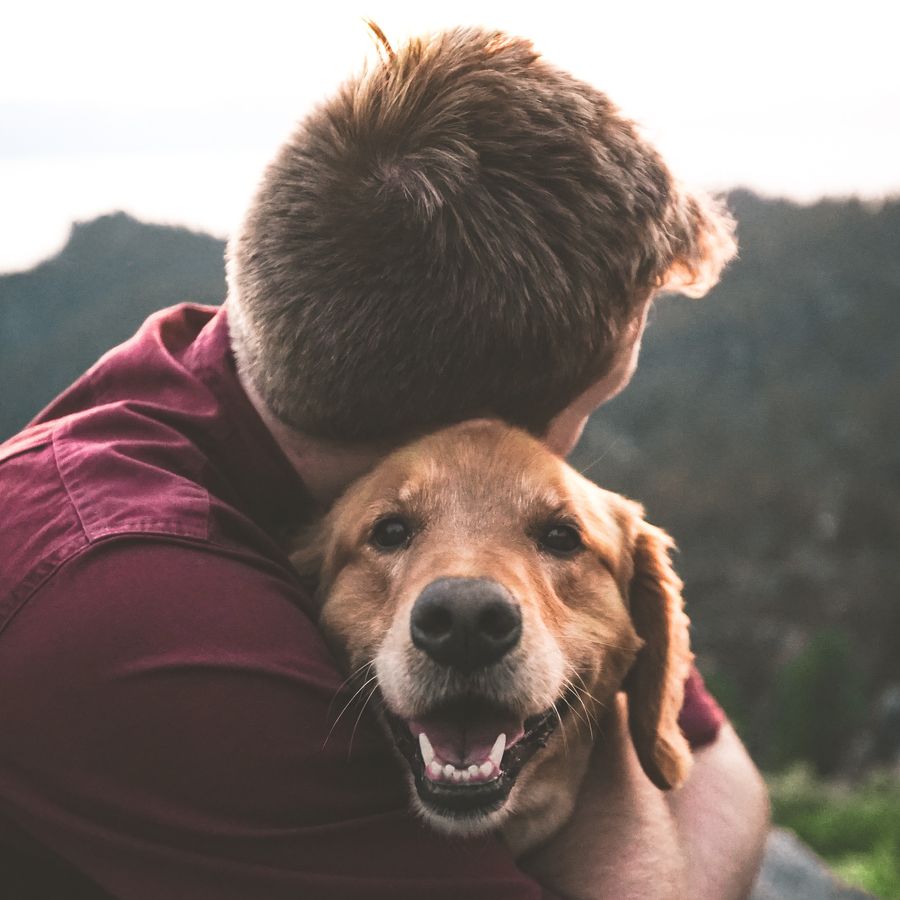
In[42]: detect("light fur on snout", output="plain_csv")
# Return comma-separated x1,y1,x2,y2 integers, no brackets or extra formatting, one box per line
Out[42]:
292,419,694,854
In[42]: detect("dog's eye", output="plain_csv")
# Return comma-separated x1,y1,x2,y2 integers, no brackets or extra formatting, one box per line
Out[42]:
370,517,412,551
539,524,583,556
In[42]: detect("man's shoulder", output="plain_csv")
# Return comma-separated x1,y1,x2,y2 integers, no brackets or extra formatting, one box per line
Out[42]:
48,397,212,544
0,423,89,627
0,303,311,632
0,405,216,633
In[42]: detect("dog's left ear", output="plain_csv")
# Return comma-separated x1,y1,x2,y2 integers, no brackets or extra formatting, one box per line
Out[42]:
624,522,694,790
288,523,328,600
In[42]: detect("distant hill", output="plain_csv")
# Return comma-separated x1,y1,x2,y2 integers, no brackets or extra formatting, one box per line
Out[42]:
2,193,899,774
0,212,226,435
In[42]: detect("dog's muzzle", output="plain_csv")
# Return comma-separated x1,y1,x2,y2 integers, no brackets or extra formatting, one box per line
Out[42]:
380,577,563,826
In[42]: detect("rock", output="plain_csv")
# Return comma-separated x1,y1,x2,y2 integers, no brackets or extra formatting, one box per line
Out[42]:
750,828,874,899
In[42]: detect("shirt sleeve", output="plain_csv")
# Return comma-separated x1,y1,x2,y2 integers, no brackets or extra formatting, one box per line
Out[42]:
678,666,725,749
0,539,554,900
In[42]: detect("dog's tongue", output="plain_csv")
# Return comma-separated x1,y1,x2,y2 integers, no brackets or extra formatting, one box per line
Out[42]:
408,704,525,766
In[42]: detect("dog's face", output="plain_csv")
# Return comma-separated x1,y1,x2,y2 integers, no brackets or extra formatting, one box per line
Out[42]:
294,420,693,839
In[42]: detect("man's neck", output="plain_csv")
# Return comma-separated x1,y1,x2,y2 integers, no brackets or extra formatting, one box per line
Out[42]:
238,371,392,509
237,295,652,506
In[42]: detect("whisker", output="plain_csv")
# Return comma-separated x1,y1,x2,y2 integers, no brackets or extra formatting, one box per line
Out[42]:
339,659,377,690
323,672,379,750
572,670,606,709
590,639,638,652
347,682,381,760
562,676,595,742
577,435,622,479
570,671,609,734
327,660,376,718
560,677,587,723
565,677,598,740
552,702,569,756
558,694,584,741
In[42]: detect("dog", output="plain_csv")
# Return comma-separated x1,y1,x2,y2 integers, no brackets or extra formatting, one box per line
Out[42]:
292,419,694,855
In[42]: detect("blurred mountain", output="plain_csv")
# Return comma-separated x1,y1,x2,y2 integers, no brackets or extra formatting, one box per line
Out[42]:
2,193,898,774
0,212,226,434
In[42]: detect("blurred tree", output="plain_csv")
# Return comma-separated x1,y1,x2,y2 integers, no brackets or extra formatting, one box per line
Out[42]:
769,629,867,775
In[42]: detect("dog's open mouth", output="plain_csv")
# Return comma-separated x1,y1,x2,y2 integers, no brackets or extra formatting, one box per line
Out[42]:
385,696,562,820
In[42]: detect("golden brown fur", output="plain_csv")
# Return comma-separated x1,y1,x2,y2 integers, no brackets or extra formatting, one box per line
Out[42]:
292,420,693,854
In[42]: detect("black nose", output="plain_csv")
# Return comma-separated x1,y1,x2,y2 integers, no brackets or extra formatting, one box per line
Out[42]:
410,577,522,672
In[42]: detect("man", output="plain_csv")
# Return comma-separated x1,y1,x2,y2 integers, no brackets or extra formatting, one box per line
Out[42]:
0,27,768,899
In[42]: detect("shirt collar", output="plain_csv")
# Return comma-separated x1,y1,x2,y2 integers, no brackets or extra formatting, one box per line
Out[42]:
188,306,316,540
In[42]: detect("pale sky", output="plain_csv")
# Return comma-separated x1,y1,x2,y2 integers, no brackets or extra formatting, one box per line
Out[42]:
2,0,898,272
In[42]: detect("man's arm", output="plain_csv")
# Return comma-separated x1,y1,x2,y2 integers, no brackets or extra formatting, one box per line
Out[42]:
521,696,769,900
667,721,770,900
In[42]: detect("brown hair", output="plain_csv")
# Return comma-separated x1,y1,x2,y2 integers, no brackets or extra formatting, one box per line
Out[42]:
227,26,736,442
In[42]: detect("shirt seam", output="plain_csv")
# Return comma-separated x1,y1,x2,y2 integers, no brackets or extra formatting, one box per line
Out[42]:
0,536,89,639
51,419,210,544
50,428,89,543
0,528,310,640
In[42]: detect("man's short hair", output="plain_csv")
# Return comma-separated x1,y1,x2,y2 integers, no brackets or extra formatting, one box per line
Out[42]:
227,26,736,442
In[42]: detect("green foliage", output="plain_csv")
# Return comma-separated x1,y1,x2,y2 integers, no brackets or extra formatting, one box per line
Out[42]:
769,765,900,898
769,629,868,774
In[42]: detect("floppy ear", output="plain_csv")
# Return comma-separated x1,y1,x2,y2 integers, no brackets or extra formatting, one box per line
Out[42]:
655,187,737,298
288,523,328,600
624,522,694,790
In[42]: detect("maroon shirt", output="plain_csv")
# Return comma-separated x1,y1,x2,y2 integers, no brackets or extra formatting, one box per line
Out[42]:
0,305,723,899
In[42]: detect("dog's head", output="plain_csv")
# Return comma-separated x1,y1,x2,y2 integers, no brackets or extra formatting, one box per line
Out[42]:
293,420,693,836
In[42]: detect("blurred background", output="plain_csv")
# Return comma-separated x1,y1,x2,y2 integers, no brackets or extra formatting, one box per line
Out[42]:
2,2,898,895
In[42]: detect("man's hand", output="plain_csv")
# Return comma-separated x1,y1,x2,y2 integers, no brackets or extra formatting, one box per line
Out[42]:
520,695,769,900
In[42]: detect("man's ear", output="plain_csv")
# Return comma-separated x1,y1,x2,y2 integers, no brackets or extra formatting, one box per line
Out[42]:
624,522,694,790
655,187,737,298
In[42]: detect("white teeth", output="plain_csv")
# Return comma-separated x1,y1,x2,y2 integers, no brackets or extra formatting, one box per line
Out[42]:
489,733,506,768
423,756,500,783
420,737,505,784
418,732,435,766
